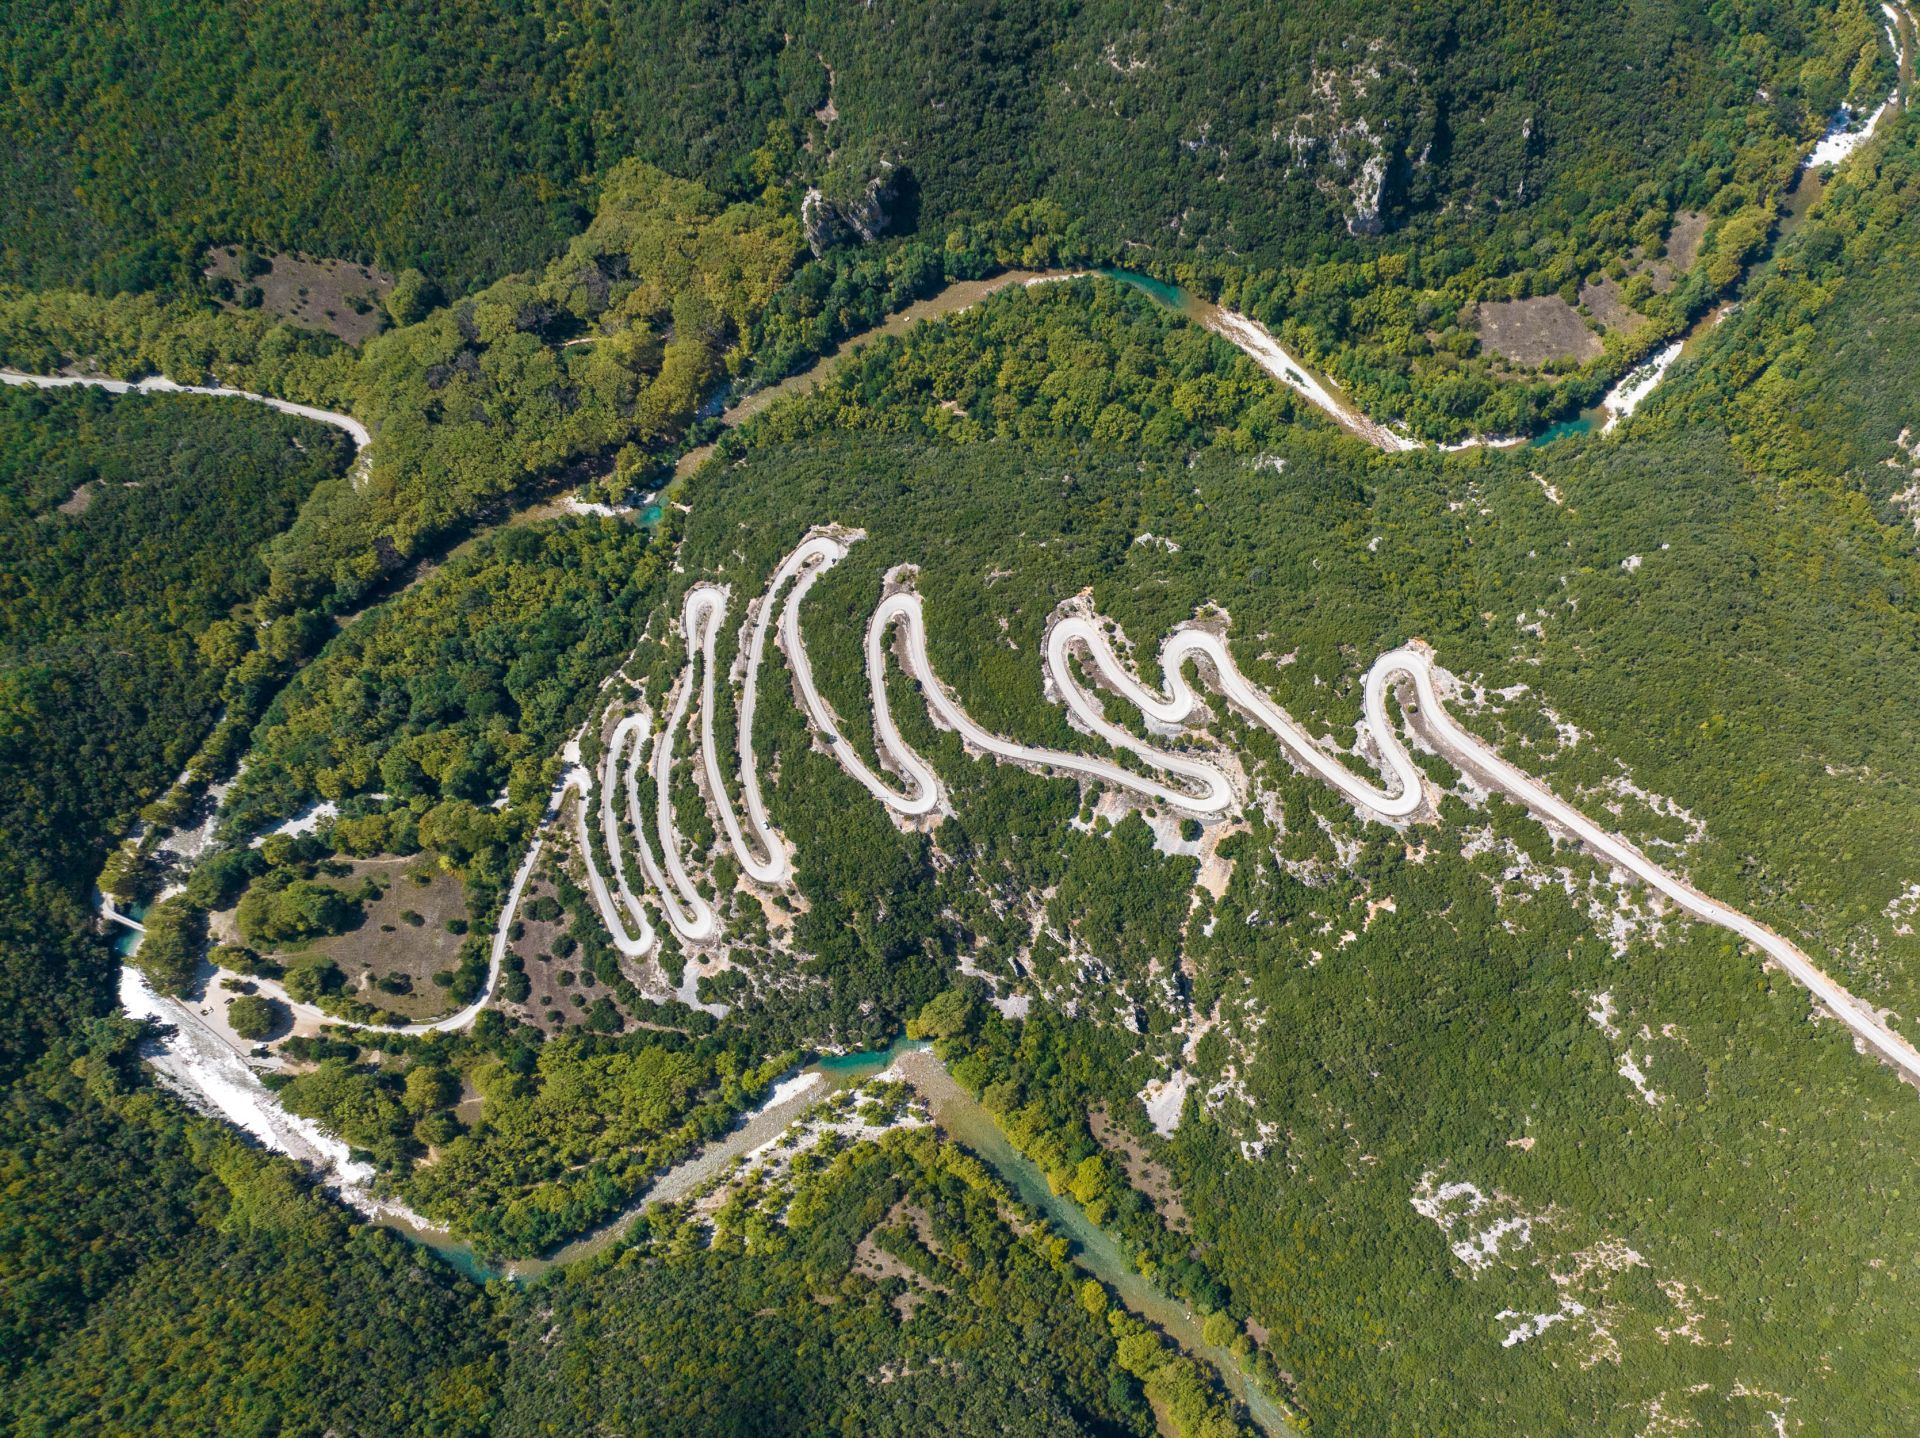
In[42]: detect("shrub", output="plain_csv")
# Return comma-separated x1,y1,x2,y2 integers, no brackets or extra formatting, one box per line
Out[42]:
282,956,346,1004
133,898,207,995
227,994,283,1041
385,267,442,326
236,874,360,945
211,943,280,979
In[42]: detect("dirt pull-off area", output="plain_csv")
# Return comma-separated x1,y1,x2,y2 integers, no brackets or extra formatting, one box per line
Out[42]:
1474,296,1604,366
203,247,394,346
55,480,102,515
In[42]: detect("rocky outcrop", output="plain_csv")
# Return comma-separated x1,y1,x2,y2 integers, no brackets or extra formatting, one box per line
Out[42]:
1280,46,1433,237
1346,137,1390,237
802,163,899,256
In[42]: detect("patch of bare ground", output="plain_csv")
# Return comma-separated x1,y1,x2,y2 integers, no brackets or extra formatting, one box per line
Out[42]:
1474,296,1604,366
503,860,580,1036
1578,275,1648,338
453,1077,484,1128
202,247,394,346
1665,210,1708,271
1193,818,1244,902
1089,1103,1191,1232
854,1198,950,1319
506,832,683,1036
317,858,469,1019
227,856,470,1021
1622,210,1709,296
54,481,100,516
1146,1389,1181,1438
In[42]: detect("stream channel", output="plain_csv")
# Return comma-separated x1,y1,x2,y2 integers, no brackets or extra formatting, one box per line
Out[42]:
383,1035,1293,1433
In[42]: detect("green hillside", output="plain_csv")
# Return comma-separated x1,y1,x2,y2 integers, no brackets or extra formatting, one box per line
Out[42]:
4,8,1920,1436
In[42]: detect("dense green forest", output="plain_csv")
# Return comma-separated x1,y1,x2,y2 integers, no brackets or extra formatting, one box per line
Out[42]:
0,385,344,1071
0,1,599,297
2,1,1900,437
0,1024,499,1435
0,0,1882,292
7,12,1920,1436
231,520,668,835
1664,112,1920,517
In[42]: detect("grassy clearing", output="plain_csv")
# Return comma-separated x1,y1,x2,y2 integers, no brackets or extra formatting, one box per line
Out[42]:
1473,296,1603,366
241,856,470,1020
201,246,393,346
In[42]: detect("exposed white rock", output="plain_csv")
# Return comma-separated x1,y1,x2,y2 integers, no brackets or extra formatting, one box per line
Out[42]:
1139,1069,1193,1136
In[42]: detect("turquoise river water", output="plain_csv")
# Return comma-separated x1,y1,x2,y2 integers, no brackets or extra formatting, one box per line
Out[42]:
391,1037,1293,1432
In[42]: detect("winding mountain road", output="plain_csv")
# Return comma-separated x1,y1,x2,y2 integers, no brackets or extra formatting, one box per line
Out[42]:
559,529,1920,1086
119,514,1920,1099
762,536,1920,1085
2,369,372,481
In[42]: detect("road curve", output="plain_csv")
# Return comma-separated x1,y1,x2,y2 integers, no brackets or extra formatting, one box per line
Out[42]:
776,542,1920,1086
643,627,723,944
1372,645,1920,1083
592,724,658,957
722,539,856,882
859,584,1236,814
3,369,372,480
692,583,789,885
1045,613,1240,813
779,535,943,815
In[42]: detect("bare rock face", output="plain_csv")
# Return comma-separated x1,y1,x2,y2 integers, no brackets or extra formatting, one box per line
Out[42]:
1345,142,1390,237
802,164,899,257
1279,43,1433,237
799,189,839,255
1285,106,1394,237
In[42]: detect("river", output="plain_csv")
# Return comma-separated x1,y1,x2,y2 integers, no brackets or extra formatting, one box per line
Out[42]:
891,1047,1297,1434
291,1029,1290,1428
663,17,1910,466
673,263,1421,469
